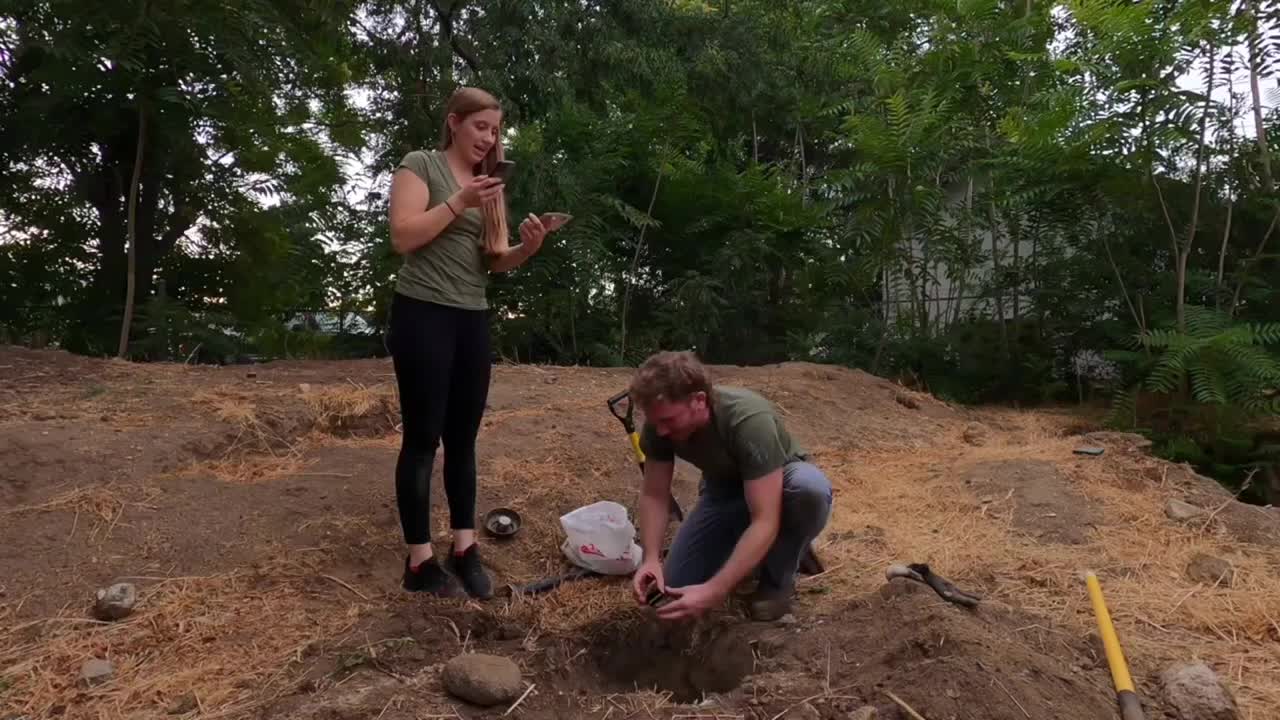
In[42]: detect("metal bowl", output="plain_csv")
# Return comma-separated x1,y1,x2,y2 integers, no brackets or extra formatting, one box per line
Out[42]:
483,507,522,538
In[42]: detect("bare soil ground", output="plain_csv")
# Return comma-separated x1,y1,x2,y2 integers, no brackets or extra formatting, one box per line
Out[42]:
2,346,1279,720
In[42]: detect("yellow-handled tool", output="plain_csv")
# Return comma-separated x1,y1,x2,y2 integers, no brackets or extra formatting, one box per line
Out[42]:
608,389,684,522
1085,571,1145,720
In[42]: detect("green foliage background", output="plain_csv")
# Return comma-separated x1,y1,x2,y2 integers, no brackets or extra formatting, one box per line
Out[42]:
3,0,1279,499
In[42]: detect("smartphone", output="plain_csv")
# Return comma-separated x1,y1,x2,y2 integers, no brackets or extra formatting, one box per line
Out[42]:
646,586,674,609
540,212,573,232
490,160,516,182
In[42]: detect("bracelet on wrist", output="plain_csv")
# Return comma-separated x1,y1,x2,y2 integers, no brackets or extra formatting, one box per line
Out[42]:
444,199,458,216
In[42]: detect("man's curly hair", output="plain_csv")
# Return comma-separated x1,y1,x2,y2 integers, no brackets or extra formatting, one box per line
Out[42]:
628,351,711,407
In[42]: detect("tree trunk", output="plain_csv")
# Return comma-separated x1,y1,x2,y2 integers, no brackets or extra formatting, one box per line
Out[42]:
117,107,147,358
619,170,663,362
1215,197,1233,310
987,188,1009,358
1246,0,1273,193
1177,41,1216,334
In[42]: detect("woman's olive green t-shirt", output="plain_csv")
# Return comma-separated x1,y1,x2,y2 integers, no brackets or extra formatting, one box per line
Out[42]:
394,150,490,310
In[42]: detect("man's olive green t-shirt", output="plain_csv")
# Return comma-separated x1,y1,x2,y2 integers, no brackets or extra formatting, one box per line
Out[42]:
639,386,806,495
395,150,490,310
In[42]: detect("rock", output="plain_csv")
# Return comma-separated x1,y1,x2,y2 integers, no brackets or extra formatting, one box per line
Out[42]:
168,692,198,715
895,392,920,410
962,423,988,446
850,707,878,720
752,633,787,657
1084,431,1154,451
441,653,523,707
1186,553,1235,587
1161,662,1240,720
1165,499,1207,522
777,614,798,626
80,658,113,687
94,582,137,621
795,703,821,720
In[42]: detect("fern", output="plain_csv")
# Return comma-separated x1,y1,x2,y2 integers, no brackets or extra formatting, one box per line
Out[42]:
1127,304,1280,417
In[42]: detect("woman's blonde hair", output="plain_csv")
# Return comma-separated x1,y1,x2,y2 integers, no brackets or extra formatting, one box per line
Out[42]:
439,86,509,255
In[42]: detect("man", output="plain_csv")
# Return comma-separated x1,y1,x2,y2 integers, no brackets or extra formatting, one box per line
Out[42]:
628,351,833,622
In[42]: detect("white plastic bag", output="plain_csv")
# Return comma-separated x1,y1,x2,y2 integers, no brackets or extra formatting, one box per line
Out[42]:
559,500,643,575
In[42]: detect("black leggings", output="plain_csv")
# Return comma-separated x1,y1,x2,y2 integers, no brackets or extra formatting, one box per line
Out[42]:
389,292,492,545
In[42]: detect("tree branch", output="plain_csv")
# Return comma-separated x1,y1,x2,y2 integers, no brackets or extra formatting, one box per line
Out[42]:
426,0,481,76
118,106,147,358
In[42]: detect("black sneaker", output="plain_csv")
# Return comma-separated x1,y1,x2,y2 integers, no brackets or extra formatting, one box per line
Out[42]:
445,543,493,600
402,556,464,596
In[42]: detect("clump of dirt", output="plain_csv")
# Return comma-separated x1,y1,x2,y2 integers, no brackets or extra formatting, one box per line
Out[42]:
964,459,1101,544
303,383,399,439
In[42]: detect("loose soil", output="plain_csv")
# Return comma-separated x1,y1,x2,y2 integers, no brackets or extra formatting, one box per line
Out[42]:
2,346,1279,720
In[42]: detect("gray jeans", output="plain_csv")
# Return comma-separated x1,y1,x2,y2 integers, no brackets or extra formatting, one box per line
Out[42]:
663,461,833,592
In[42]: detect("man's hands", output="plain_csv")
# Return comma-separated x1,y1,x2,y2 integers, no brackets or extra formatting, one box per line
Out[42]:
632,559,665,605
653,582,724,621
633,561,726,622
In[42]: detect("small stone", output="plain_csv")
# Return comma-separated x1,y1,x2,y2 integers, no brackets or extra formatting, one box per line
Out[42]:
94,583,137,621
442,653,523,707
1186,553,1236,587
168,692,197,715
80,658,113,687
895,392,921,410
1161,662,1240,720
850,707,878,720
752,634,787,657
795,703,821,720
962,423,988,446
777,614,798,626
298,383,311,393
1165,499,1207,522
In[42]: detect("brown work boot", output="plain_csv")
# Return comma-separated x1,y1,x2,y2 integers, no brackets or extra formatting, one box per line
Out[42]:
747,585,793,622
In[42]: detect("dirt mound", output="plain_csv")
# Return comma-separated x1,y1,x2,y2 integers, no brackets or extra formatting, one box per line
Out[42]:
964,459,1101,545
573,579,1116,718
2,348,1279,719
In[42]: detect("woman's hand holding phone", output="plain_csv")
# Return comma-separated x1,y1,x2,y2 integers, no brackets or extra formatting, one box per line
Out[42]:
451,175,504,210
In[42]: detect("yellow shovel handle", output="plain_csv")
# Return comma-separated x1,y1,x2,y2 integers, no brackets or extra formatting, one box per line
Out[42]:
629,431,645,465
1085,571,1145,720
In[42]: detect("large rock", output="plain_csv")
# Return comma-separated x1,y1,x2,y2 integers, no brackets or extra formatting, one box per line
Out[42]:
1166,499,1207,522
441,653,523,707
80,658,113,687
962,423,988,446
94,582,137,621
1161,662,1240,720
1186,553,1235,587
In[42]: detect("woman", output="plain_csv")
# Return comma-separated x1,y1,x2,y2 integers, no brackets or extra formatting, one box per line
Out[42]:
386,86,551,598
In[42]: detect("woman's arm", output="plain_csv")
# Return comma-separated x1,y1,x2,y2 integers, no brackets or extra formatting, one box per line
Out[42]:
487,242,537,272
388,168,461,255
